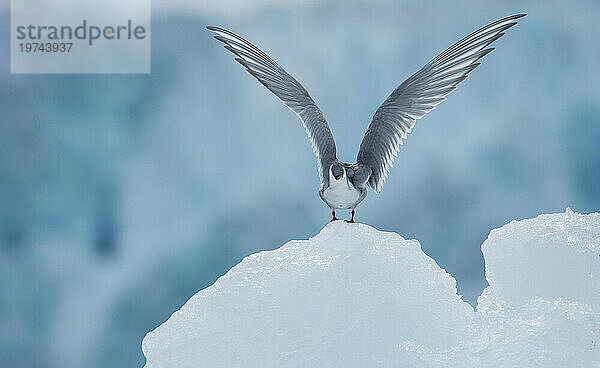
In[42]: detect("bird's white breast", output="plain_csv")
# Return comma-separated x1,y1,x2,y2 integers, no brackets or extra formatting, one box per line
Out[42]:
323,168,361,210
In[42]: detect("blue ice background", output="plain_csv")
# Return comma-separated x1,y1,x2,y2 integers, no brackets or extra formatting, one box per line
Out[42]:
1,1,599,367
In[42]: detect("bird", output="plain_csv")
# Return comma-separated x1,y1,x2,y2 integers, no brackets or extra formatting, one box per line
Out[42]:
207,14,525,223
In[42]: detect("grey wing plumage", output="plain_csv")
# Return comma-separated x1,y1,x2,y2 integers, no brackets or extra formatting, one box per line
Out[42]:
206,26,337,183
357,14,526,193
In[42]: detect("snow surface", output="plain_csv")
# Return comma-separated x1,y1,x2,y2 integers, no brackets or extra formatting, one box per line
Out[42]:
146,209,600,367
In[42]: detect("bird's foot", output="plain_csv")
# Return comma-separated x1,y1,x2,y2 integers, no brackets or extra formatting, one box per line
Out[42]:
330,211,339,222
344,210,356,223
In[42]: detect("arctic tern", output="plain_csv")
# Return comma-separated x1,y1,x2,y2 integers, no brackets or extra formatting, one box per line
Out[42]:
207,14,525,222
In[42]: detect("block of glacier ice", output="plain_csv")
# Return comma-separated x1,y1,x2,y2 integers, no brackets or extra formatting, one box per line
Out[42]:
142,222,473,367
479,208,600,309
143,210,600,368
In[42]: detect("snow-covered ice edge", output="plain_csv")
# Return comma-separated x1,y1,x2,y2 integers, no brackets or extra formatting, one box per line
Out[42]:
142,209,600,367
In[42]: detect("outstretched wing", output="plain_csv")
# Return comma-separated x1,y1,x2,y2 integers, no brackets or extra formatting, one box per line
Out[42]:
207,26,337,183
357,14,525,193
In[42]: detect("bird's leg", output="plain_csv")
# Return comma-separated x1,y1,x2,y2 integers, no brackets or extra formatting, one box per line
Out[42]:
345,210,356,223
330,210,339,222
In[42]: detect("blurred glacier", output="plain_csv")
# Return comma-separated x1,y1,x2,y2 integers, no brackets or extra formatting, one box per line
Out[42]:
1,0,600,367
143,209,600,367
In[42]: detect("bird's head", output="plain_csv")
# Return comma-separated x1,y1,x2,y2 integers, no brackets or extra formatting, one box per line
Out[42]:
328,162,359,190
329,163,344,180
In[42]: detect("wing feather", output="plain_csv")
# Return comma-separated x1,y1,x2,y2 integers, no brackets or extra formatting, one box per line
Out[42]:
357,14,525,192
207,26,337,183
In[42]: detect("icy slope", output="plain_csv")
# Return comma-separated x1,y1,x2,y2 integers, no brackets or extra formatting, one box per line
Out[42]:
142,209,600,367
